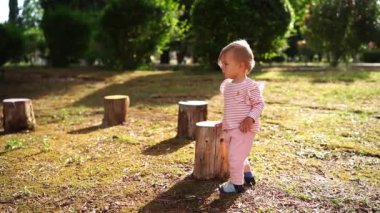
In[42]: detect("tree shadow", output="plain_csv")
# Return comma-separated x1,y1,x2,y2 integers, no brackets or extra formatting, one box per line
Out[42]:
0,67,119,100
142,137,193,156
138,175,240,213
73,71,222,108
278,70,371,84
67,123,105,134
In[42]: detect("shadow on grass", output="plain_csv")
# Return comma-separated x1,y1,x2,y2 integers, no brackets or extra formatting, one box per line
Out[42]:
139,175,239,212
142,137,193,156
279,70,371,83
73,71,222,108
0,67,119,100
67,124,105,134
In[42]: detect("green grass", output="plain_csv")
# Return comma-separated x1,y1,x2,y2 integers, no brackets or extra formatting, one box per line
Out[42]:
0,67,379,212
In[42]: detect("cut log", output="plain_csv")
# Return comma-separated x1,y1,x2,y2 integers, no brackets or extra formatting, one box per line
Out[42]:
103,95,129,127
177,100,207,139
3,98,36,133
193,121,229,180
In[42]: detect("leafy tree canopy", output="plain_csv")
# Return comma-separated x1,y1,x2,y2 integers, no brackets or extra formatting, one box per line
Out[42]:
305,0,379,66
191,0,293,67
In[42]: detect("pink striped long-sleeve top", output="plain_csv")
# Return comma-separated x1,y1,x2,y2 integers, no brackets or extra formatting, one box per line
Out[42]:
220,78,265,132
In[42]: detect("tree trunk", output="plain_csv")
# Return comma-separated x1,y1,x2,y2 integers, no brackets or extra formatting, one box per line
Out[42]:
177,100,207,139
176,51,185,64
3,98,36,133
103,95,129,127
8,0,19,24
160,50,170,64
193,121,229,180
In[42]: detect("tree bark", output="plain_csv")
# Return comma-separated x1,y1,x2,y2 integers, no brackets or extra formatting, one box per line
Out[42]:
102,95,129,127
193,121,229,180
160,50,170,64
3,98,36,133
177,100,207,139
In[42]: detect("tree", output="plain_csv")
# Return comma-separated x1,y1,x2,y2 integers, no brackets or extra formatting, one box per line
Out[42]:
0,24,25,67
285,0,312,60
99,0,180,69
21,0,43,28
39,0,107,66
41,6,91,67
288,0,312,27
8,0,19,24
304,0,379,66
160,0,194,64
40,0,106,11
191,0,293,67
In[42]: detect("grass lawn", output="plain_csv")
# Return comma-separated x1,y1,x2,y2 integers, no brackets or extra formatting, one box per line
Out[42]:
0,67,379,212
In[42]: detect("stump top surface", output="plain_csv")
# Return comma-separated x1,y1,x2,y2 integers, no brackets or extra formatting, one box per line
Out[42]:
196,121,221,127
3,98,31,103
104,95,129,100
178,100,207,106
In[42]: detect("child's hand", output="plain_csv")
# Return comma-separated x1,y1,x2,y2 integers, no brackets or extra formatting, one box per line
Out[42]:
239,117,255,133
215,122,223,129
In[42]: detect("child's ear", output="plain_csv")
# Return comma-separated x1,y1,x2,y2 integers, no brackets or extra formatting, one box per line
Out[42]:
239,62,246,71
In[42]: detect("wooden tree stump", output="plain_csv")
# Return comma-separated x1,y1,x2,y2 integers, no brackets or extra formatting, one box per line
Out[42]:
193,121,229,180
177,100,207,139
102,95,129,127
2,98,36,133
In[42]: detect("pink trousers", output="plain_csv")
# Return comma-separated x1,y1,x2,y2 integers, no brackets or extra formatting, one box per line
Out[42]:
223,129,255,185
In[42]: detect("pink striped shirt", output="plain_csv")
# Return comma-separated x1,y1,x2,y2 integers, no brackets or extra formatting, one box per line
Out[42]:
220,78,265,132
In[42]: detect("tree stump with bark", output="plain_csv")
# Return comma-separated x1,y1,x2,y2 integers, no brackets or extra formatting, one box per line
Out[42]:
193,121,229,180
177,100,207,139
102,95,129,127
2,98,36,133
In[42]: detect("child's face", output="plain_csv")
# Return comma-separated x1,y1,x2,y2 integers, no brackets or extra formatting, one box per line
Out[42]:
218,50,245,79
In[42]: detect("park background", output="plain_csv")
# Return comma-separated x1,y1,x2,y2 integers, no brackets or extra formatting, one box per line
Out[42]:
0,0,379,212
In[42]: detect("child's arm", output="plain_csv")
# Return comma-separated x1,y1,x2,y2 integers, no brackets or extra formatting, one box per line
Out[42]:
247,82,265,122
239,82,265,132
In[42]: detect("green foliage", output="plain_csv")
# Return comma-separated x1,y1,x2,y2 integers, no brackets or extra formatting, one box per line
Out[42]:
41,6,91,67
0,23,25,67
21,0,43,28
23,27,47,63
191,0,293,67
361,49,380,63
288,0,312,27
4,138,24,151
99,0,180,69
304,0,379,66
166,0,194,63
40,0,106,11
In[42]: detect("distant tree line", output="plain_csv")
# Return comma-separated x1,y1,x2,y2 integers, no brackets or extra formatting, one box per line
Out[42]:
0,0,379,69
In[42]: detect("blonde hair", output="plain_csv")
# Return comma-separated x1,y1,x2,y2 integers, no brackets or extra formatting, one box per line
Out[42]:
218,39,255,72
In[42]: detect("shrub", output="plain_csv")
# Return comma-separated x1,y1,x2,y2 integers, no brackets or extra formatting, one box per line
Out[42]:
0,24,25,67
99,0,180,69
361,49,380,63
41,6,91,67
24,27,47,64
191,0,292,67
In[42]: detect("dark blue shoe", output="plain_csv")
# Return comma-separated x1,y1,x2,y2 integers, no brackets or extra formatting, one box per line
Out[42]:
244,172,256,187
